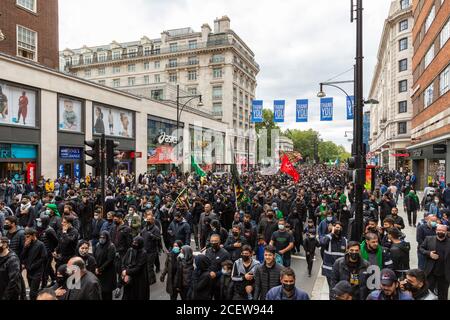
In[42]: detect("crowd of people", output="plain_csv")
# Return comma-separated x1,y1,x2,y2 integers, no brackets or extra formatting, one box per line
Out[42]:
0,165,449,301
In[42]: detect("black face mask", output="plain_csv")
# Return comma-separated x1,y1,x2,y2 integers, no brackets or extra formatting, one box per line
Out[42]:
211,243,220,250
437,232,446,240
349,252,359,261
232,232,239,237
57,276,67,288
3,225,11,231
267,214,274,219
282,283,295,292
242,255,251,262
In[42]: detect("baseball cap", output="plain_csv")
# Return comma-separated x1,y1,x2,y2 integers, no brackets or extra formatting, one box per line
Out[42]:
380,268,397,286
332,280,353,296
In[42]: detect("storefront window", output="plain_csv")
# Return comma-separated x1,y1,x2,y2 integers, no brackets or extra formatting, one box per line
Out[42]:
428,159,446,186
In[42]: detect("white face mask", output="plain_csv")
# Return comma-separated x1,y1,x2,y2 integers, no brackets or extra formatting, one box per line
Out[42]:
178,253,185,260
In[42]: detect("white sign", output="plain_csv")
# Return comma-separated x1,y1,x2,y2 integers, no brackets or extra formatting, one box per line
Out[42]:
93,104,134,138
157,132,178,145
0,82,37,127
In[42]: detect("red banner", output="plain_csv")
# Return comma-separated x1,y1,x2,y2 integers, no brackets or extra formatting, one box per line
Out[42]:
147,146,175,165
26,162,36,186
281,154,300,182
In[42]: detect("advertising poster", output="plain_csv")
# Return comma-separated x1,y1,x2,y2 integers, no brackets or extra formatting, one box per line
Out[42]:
0,81,37,127
296,99,308,122
93,104,134,138
147,145,175,165
59,97,82,132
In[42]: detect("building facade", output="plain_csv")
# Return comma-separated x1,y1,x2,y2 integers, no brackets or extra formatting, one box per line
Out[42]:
0,52,228,181
408,0,449,190
369,0,414,171
0,0,59,69
276,136,294,153
60,16,259,166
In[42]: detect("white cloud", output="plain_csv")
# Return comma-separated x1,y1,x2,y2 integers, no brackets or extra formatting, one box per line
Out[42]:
59,0,391,152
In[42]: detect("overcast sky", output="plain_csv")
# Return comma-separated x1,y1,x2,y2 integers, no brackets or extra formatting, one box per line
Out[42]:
59,0,391,152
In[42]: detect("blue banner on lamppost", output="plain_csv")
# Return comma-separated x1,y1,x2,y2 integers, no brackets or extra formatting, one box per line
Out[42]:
347,96,355,120
251,100,263,123
296,99,308,122
274,100,285,123
320,98,333,121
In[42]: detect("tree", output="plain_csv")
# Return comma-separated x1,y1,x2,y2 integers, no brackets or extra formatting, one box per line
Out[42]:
284,129,320,162
318,141,340,162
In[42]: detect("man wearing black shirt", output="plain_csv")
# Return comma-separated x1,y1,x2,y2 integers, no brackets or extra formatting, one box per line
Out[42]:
270,219,294,267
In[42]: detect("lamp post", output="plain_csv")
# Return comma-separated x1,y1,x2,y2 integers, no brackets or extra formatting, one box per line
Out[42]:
174,84,203,171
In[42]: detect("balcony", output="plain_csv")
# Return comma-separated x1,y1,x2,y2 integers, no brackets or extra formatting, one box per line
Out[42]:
210,57,225,64
212,95,223,101
165,61,199,70
212,111,223,118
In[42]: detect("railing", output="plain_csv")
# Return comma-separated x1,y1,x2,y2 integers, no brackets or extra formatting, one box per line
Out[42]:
165,61,199,69
212,95,223,101
210,57,226,64
212,111,223,117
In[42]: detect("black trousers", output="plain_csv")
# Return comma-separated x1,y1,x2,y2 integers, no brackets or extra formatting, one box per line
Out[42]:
305,251,314,274
41,255,56,288
146,252,157,285
406,210,417,226
27,275,41,300
428,274,449,300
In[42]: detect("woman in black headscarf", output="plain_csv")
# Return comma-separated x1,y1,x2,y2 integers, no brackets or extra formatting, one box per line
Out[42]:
93,231,116,300
121,236,149,300
190,254,213,300
174,245,194,300
76,240,97,273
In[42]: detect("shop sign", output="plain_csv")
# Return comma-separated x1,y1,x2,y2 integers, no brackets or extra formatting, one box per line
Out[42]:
60,147,82,160
433,144,447,154
0,144,11,158
26,163,36,185
157,132,178,145
410,149,423,157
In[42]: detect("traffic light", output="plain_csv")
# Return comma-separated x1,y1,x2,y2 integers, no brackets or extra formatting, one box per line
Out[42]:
347,157,356,170
85,139,100,176
106,140,120,172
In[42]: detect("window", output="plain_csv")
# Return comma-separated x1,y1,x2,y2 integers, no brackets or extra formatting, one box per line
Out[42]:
424,46,434,68
128,64,136,72
425,6,435,33
441,19,450,48
128,77,136,86
399,80,408,93
188,56,198,65
144,62,150,70
399,38,408,51
188,70,197,81
424,83,434,108
440,66,449,96
398,101,407,113
153,45,160,54
85,69,91,77
213,103,223,117
113,79,120,88
188,87,197,95
151,89,163,100
400,0,410,10
99,80,106,85
154,61,160,69
98,67,105,76
169,73,177,83
399,20,408,32
211,54,225,63
154,74,160,83
72,56,79,65
113,66,121,74
213,68,223,78
98,53,107,62
84,55,92,64
169,43,178,53
17,0,36,12
17,25,37,61
169,59,177,68
398,122,407,134
399,59,408,72
144,47,151,56
127,48,138,58
188,40,198,50
112,51,122,60
212,86,223,100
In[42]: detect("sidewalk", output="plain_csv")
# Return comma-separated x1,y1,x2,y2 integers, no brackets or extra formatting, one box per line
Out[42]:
311,193,421,300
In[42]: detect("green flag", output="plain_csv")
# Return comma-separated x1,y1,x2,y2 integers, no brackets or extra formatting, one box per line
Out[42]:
231,161,250,209
191,155,206,177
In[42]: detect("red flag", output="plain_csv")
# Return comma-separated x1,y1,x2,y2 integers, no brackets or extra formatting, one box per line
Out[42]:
280,154,300,182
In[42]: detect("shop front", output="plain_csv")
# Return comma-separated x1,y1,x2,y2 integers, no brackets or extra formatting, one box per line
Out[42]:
409,141,449,190
190,126,225,172
147,116,182,174
58,147,83,179
0,143,37,183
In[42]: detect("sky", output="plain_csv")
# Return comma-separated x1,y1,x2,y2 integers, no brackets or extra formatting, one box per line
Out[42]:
59,0,391,152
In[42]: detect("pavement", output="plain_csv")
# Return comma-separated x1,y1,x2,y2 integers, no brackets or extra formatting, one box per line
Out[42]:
311,192,421,300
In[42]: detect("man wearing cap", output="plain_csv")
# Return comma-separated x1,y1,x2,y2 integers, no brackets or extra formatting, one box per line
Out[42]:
331,280,353,300
419,224,450,300
0,237,22,300
366,268,413,300
21,228,46,300
331,241,369,300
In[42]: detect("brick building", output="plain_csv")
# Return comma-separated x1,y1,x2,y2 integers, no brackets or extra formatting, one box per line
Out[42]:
408,0,449,190
0,0,59,69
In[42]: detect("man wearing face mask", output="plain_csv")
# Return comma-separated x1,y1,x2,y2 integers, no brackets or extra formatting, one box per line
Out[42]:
419,224,450,300
168,212,191,246
303,220,320,277
21,228,47,300
36,216,58,288
224,225,248,262
318,211,336,240
315,198,331,223
0,237,22,300
111,212,133,263
100,211,115,234
257,209,278,247
141,211,160,285
242,213,257,251
91,209,106,249
400,268,437,300
266,268,309,300
320,221,347,291
44,204,61,233
416,214,437,270
16,196,35,228
270,219,294,267
4,216,25,260
205,234,231,300
124,205,141,238
331,241,369,300
199,204,217,249
54,216,79,270
231,245,260,300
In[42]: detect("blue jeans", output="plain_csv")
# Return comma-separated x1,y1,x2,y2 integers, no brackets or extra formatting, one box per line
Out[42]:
417,250,425,270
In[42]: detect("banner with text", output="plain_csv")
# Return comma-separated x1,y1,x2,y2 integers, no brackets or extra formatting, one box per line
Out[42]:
274,100,285,123
347,96,354,120
296,99,308,122
320,98,333,121
251,100,263,123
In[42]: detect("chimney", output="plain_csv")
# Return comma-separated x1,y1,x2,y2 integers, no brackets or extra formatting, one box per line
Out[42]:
214,16,231,33
201,24,211,42
161,31,169,44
